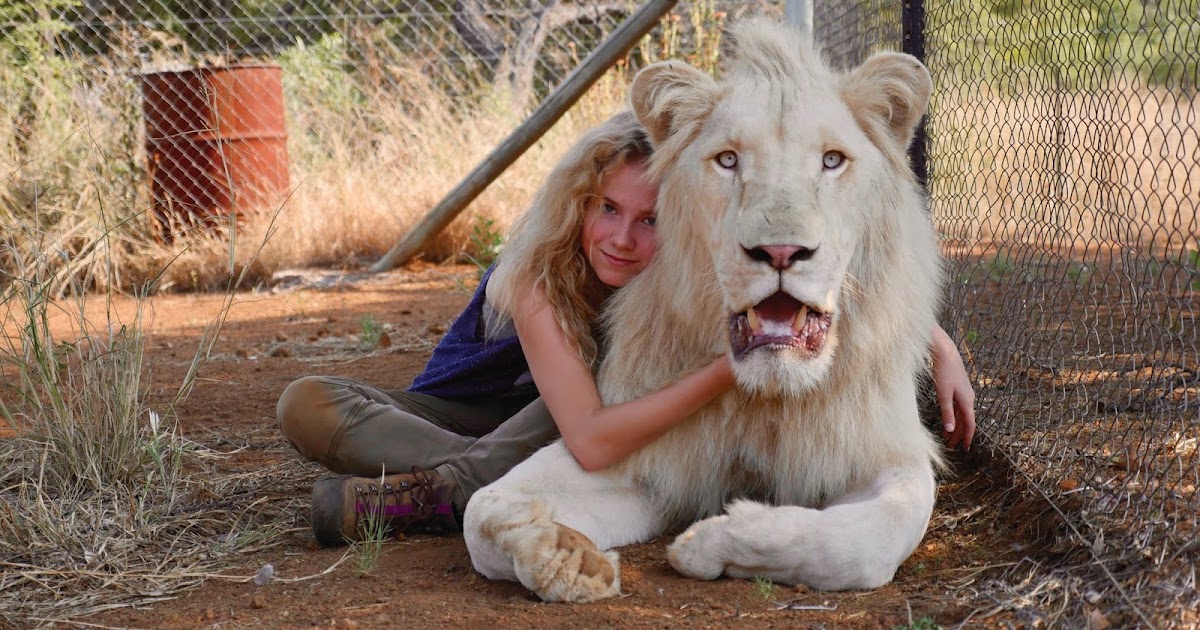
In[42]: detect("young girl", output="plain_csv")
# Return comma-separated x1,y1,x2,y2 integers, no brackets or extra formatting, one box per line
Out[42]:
277,111,976,547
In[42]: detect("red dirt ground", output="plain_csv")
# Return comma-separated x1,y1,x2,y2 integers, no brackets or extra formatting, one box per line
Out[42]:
72,263,1038,629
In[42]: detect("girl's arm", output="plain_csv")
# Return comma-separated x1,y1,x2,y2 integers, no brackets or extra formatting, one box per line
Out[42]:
930,324,977,451
512,282,734,471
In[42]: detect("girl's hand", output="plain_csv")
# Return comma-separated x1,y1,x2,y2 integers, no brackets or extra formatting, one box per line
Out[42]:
931,325,976,451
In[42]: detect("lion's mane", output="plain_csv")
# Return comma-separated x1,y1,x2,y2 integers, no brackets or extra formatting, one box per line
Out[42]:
597,19,946,524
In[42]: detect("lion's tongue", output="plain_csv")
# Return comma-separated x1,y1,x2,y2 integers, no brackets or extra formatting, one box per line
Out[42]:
729,292,830,361
749,291,805,334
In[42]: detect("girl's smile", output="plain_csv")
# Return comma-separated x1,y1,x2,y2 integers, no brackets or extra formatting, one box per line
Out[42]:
581,161,659,288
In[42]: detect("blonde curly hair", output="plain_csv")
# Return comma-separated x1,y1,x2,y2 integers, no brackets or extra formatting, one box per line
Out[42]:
488,110,653,367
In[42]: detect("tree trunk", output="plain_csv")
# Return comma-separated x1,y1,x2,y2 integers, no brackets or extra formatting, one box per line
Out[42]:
454,0,632,110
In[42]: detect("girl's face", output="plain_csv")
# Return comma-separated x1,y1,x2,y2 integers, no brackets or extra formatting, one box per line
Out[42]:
581,160,659,288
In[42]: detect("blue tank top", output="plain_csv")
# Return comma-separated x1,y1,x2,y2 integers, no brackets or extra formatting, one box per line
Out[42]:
407,266,536,400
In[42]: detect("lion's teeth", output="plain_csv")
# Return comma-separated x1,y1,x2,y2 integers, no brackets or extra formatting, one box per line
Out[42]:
793,305,810,331
746,308,762,334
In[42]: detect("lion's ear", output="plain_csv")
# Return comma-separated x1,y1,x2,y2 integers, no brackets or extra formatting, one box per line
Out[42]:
842,52,932,152
631,61,718,146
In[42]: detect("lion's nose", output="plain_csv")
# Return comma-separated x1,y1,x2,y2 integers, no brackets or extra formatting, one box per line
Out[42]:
744,244,818,270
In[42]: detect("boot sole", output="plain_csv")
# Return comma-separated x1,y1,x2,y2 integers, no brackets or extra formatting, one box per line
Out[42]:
311,477,354,548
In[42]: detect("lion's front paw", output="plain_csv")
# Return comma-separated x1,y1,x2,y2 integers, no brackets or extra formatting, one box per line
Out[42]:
667,515,730,580
512,522,620,603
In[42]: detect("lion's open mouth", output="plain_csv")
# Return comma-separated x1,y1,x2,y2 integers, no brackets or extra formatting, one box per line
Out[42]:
729,291,832,361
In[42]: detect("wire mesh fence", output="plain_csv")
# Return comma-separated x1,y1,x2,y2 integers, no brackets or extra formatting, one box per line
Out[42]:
815,0,901,67
0,0,762,286
911,0,1195,626
818,1,1198,625
3,0,1198,626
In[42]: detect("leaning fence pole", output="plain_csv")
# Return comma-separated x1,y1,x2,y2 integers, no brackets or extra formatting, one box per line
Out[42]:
371,0,680,272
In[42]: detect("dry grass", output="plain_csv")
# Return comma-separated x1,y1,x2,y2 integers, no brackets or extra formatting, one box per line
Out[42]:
0,166,304,625
0,11,724,625
134,96,616,292
250,73,607,271
1,7,1194,625
0,4,733,293
931,75,1200,258
943,232,1199,626
0,450,318,627
0,34,629,296
0,259,328,627
0,52,157,296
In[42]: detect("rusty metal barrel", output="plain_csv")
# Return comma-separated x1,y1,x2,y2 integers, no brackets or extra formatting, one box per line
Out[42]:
141,64,289,239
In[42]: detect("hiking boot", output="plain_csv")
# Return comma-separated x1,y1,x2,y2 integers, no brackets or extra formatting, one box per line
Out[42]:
310,468,458,547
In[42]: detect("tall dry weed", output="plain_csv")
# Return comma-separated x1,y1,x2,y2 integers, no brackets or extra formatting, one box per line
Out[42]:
0,200,300,625
0,30,598,291
246,32,620,271
1,6,738,288
0,37,155,296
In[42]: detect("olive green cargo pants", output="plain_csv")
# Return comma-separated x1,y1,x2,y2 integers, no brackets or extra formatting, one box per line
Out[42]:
276,376,559,513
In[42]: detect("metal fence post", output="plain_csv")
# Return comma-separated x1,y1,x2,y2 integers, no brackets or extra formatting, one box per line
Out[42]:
902,0,928,188
785,0,814,42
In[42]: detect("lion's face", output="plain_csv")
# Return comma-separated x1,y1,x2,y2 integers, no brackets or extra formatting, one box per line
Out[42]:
633,22,932,396
691,87,882,393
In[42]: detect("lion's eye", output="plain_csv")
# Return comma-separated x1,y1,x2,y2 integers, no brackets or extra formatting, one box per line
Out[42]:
715,151,738,169
822,151,846,170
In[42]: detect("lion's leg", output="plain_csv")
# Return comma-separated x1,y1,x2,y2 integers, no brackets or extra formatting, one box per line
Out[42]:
464,441,664,602
668,461,936,590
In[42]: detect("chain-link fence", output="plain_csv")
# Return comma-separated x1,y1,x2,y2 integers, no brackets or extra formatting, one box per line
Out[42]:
815,0,900,65
4,0,1198,625
821,0,1197,626
0,0,764,288
818,1,1197,625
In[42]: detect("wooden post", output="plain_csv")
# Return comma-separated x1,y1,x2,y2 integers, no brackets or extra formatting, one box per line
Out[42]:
371,0,680,272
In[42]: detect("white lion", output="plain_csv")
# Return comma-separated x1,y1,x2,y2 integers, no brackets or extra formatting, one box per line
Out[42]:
463,17,946,603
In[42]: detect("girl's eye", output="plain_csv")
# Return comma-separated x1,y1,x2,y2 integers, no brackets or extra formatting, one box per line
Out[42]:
642,216,657,228
715,151,738,169
602,202,617,214
822,151,846,170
